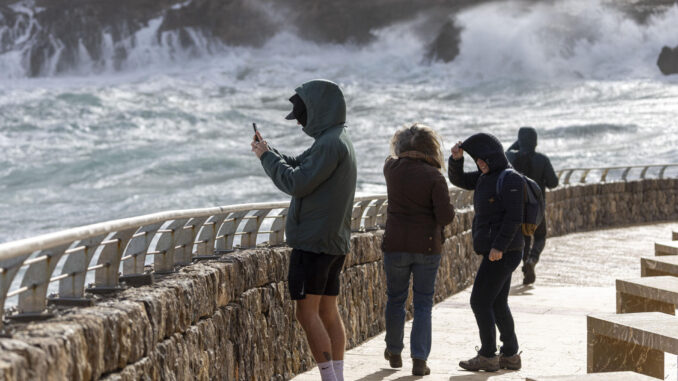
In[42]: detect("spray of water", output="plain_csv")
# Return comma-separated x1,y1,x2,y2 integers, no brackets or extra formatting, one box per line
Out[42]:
0,0,677,243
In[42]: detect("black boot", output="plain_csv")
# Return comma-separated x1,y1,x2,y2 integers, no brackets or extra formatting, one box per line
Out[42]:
384,348,402,368
523,259,536,285
412,358,430,375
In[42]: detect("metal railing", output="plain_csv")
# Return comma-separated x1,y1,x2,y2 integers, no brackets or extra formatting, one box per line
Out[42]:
557,164,678,185
0,163,675,328
0,195,399,327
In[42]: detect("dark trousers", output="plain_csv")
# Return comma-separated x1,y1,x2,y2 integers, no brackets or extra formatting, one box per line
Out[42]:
470,251,522,357
523,220,546,264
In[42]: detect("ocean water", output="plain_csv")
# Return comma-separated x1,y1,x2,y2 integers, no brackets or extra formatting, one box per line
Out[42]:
1,0,678,243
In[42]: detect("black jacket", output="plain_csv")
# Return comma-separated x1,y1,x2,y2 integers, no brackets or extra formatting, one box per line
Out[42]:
505,127,558,194
448,133,524,256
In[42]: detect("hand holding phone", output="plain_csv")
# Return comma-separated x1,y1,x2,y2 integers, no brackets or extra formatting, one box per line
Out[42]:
252,123,261,142
250,122,269,159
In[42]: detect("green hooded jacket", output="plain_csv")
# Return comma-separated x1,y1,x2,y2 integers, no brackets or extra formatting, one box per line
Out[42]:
260,80,357,255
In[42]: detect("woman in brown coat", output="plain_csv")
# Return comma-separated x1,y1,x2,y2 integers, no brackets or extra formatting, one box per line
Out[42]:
382,124,456,375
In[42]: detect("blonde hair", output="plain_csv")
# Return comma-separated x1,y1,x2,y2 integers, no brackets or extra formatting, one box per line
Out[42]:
390,123,445,170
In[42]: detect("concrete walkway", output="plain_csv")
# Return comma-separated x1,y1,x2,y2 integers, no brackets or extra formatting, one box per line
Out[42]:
293,222,678,380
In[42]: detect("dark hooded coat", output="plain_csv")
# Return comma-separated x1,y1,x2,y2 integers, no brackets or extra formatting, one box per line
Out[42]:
260,80,357,255
505,127,558,194
448,133,524,255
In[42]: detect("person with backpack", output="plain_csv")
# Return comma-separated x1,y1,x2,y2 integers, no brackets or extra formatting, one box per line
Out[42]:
506,127,559,285
382,124,456,376
448,133,524,372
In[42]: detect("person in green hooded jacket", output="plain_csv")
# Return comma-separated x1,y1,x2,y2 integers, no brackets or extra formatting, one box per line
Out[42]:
251,79,357,381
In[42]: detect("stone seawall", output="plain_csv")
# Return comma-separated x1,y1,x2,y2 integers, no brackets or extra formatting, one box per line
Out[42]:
0,179,676,380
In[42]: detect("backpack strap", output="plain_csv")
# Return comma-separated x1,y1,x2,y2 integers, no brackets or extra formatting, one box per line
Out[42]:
495,168,513,196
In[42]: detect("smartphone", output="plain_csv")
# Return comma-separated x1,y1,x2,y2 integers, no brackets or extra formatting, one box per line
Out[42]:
252,123,260,142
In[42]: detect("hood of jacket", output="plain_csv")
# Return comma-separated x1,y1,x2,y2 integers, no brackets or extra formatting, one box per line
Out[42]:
293,79,346,139
516,126,537,155
460,132,509,174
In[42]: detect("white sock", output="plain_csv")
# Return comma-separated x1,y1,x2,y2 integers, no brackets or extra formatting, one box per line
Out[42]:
332,360,344,381
318,361,337,381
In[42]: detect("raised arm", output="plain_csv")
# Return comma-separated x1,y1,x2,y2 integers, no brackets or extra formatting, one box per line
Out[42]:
448,155,480,191
267,146,308,168
260,141,341,198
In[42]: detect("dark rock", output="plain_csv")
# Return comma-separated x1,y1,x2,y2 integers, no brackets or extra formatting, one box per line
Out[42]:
426,19,462,63
657,45,678,75
0,0,490,77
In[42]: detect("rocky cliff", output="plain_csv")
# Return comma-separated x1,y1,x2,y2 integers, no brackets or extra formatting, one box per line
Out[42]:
0,0,481,77
0,0,675,77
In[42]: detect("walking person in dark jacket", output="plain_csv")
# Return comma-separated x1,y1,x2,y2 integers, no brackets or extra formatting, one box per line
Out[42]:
382,124,456,376
251,79,357,381
448,133,524,372
506,127,558,285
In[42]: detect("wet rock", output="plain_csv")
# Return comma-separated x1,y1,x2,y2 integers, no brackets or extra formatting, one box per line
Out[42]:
0,0,488,77
426,19,462,63
657,45,678,75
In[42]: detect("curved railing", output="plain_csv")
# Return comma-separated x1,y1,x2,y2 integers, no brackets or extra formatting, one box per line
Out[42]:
0,194,404,328
0,164,675,328
557,164,678,185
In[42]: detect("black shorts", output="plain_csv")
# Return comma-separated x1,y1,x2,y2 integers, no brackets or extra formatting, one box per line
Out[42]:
288,249,346,300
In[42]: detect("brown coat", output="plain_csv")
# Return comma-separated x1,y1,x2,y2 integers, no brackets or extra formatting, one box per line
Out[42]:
382,156,455,254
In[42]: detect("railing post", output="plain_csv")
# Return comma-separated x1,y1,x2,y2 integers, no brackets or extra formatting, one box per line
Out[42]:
240,210,271,249
152,219,189,274
376,201,388,227
90,229,137,292
268,208,288,246
579,169,591,184
120,223,162,284
51,234,107,305
621,167,632,181
215,211,248,253
194,214,228,259
174,217,208,265
351,200,370,232
15,243,71,318
563,169,574,185
0,253,33,328
363,199,385,230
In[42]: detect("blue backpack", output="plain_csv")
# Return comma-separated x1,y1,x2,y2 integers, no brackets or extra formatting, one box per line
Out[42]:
496,168,545,236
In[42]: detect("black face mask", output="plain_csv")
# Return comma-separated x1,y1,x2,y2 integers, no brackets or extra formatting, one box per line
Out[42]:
289,94,307,127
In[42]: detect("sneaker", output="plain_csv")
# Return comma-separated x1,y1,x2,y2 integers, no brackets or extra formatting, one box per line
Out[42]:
412,358,430,376
523,261,536,285
499,351,522,370
384,348,402,368
459,353,500,372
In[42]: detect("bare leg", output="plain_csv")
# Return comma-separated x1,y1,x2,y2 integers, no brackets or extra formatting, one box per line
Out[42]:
296,294,333,363
319,295,346,361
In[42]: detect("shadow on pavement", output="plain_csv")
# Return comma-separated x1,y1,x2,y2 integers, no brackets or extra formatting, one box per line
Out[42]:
354,368,398,381
509,284,534,296
449,369,514,380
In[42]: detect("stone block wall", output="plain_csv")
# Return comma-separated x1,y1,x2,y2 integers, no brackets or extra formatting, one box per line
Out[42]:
0,179,676,380
546,179,678,237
